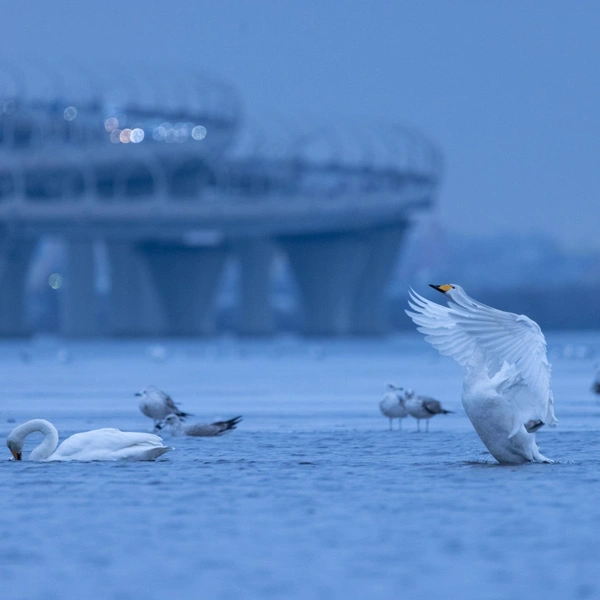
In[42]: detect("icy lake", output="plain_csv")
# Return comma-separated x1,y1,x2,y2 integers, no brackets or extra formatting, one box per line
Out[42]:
2,332,600,600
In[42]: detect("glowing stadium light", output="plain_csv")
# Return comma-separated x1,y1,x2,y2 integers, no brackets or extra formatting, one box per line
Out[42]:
104,117,119,132
48,273,63,289
159,122,174,142
174,123,189,143
165,128,176,143
109,129,121,143
192,125,207,140
63,106,77,121
119,128,132,143
130,128,145,143
152,126,167,141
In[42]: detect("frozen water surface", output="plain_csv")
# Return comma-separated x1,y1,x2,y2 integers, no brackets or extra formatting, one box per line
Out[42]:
2,332,600,600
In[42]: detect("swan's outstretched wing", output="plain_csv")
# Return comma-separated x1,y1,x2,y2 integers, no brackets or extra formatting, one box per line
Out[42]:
406,288,555,425
407,289,477,366
53,429,170,461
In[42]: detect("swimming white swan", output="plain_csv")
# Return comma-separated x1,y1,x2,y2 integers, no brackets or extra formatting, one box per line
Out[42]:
135,385,191,429
158,414,242,437
406,284,557,464
403,390,452,432
379,384,408,430
6,419,172,462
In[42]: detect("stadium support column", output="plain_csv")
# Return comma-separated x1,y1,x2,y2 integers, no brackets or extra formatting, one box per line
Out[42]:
350,222,409,334
236,238,275,335
106,242,166,336
142,243,228,335
60,239,99,336
280,232,370,336
0,238,36,336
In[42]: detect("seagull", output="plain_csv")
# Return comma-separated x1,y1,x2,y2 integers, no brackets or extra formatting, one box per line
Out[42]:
379,384,408,430
403,390,452,432
406,284,557,464
135,385,191,430
158,414,243,437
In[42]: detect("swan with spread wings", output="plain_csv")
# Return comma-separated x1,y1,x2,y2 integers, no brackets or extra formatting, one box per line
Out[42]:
406,284,557,464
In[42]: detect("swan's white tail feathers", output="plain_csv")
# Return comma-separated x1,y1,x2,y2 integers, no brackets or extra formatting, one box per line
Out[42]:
507,421,522,439
494,361,524,394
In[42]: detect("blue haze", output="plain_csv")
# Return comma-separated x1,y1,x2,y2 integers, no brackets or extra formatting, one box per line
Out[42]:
2,5,600,598
2,1,599,249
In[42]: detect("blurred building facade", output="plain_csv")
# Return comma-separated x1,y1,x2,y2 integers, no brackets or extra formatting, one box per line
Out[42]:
0,62,441,337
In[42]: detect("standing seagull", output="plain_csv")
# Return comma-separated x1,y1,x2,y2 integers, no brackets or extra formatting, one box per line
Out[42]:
404,390,452,432
136,385,191,430
158,414,242,437
406,284,557,464
379,384,409,430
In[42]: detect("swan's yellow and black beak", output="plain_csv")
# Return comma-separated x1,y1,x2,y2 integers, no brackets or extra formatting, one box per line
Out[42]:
10,449,22,460
430,284,454,294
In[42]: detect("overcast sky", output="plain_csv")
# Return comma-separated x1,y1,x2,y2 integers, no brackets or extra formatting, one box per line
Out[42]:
2,1,599,251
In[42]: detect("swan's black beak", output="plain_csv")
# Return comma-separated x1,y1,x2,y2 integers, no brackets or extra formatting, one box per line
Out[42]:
430,284,453,294
134,392,142,397
10,449,22,460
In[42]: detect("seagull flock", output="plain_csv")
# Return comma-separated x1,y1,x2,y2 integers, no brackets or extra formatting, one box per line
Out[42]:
4,283,582,465
379,384,452,432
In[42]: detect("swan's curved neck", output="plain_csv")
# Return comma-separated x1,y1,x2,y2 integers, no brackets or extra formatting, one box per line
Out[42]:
8,419,59,460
